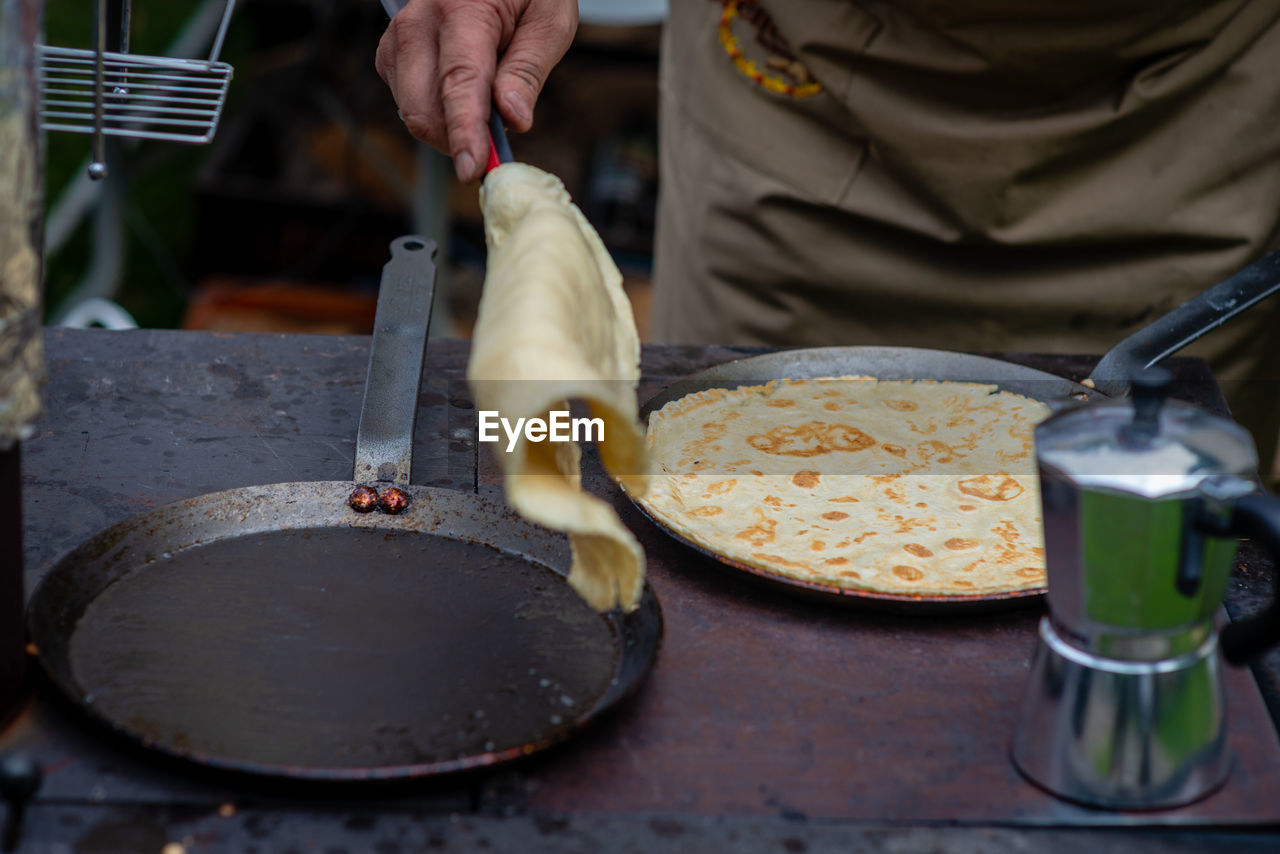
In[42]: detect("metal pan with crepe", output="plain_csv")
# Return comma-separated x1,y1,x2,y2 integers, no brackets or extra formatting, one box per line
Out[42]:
631,252,1280,612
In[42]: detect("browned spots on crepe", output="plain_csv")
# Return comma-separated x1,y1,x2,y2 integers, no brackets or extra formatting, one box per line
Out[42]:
641,376,1049,596
663,391,724,418
682,423,729,457
958,474,1024,502
747,422,875,457
791,470,821,489
1015,567,1044,579
735,514,777,546
689,506,723,517
918,439,956,464
704,479,737,495
838,570,862,579
752,552,808,570
891,516,932,535
992,519,1019,544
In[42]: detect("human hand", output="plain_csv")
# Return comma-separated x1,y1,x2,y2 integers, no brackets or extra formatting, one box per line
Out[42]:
376,0,578,182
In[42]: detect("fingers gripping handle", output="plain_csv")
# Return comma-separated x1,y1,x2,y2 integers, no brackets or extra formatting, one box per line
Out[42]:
380,0,513,174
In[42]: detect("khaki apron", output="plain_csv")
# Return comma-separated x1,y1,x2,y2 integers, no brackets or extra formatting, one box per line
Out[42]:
651,0,1280,471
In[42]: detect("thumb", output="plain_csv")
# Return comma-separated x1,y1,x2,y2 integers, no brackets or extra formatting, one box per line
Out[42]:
493,3,577,132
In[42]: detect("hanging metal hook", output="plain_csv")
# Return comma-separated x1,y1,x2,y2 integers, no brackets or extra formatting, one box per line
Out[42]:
88,0,108,179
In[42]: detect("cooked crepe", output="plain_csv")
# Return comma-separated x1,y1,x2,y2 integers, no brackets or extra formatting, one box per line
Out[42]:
468,163,649,613
636,377,1050,596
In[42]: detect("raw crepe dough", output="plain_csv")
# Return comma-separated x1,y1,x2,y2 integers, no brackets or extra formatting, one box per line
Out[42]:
637,377,1051,596
468,163,648,612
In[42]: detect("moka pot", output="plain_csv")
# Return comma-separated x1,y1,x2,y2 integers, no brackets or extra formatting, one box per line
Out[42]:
1011,369,1280,809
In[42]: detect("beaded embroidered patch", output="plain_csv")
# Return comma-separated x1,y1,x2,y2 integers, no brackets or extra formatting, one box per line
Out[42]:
715,0,823,98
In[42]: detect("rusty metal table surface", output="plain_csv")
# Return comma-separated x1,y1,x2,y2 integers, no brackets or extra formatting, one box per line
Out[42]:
5,328,1280,853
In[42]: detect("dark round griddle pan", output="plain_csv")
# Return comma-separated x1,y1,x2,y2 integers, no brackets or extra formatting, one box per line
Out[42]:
27,237,662,781
634,249,1280,613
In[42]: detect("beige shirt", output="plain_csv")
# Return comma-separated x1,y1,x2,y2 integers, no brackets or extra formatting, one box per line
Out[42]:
651,0,1280,466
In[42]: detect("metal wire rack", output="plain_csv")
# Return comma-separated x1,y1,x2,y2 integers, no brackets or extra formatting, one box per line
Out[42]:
37,0,237,179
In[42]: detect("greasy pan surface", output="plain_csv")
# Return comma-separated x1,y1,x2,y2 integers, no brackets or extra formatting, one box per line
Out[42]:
26,482,662,781
636,346,1104,613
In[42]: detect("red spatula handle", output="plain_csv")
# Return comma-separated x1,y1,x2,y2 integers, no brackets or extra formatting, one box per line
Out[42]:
486,101,514,173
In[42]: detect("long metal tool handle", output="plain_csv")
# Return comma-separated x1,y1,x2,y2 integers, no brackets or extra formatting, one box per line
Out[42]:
1090,249,1280,396
354,236,438,485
